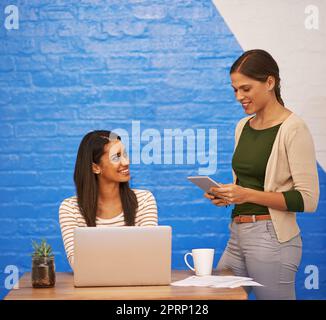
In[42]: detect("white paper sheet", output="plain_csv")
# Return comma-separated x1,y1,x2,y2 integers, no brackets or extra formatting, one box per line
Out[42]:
171,275,263,288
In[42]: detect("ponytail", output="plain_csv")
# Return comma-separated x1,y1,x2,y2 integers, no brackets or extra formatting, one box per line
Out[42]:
274,79,284,106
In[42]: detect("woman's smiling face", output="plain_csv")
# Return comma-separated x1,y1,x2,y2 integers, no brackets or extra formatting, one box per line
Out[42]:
92,140,130,183
231,71,275,115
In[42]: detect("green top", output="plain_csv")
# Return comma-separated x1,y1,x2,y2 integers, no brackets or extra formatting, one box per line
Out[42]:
231,118,304,217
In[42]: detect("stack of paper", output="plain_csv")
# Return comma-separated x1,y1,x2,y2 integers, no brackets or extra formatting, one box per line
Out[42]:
171,275,263,288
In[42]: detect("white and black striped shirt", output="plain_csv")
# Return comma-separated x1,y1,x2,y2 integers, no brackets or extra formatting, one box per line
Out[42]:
59,189,158,269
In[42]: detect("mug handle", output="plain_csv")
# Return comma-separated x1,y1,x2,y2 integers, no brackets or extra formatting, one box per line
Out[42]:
184,252,195,271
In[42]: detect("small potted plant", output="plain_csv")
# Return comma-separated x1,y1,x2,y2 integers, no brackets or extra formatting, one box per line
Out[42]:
31,239,56,288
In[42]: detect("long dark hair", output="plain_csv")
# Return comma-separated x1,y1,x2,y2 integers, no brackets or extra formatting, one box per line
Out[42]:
73,130,138,227
230,49,284,106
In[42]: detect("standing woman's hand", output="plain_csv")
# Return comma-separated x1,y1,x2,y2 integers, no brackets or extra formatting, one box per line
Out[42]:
203,192,230,207
208,184,249,205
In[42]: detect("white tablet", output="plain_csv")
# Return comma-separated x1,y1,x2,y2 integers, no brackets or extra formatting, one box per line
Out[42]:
187,176,222,196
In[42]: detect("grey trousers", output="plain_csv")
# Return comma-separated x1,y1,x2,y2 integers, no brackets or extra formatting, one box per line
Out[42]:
216,220,302,300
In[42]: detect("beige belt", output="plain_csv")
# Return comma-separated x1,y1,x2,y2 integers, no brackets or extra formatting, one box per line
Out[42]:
233,214,272,224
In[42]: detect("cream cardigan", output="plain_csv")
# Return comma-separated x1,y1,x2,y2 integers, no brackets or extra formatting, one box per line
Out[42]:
233,113,320,243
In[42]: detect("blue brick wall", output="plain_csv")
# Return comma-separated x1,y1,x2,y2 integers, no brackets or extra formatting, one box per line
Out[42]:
0,0,325,300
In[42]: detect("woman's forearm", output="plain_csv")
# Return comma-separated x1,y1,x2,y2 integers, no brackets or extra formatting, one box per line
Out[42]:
245,188,288,211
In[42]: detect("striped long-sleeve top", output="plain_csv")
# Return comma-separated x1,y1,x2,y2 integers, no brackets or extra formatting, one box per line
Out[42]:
59,189,158,269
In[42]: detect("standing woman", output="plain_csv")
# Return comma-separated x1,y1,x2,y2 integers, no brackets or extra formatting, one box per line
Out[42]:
205,49,319,299
59,130,158,269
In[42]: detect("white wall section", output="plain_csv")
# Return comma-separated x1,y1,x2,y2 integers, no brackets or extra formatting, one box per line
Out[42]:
213,0,326,170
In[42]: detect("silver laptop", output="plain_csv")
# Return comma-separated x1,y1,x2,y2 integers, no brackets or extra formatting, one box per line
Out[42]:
73,226,172,287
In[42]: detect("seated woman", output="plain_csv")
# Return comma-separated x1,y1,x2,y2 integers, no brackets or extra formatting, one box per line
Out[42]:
59,130,158,269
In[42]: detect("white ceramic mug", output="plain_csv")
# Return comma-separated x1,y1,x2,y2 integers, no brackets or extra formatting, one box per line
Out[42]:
184,248,215,276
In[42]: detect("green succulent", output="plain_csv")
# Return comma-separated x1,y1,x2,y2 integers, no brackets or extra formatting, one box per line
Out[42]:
32,239,54,257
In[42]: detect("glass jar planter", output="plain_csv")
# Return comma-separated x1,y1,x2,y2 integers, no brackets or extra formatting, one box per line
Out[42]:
31,256,56,288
